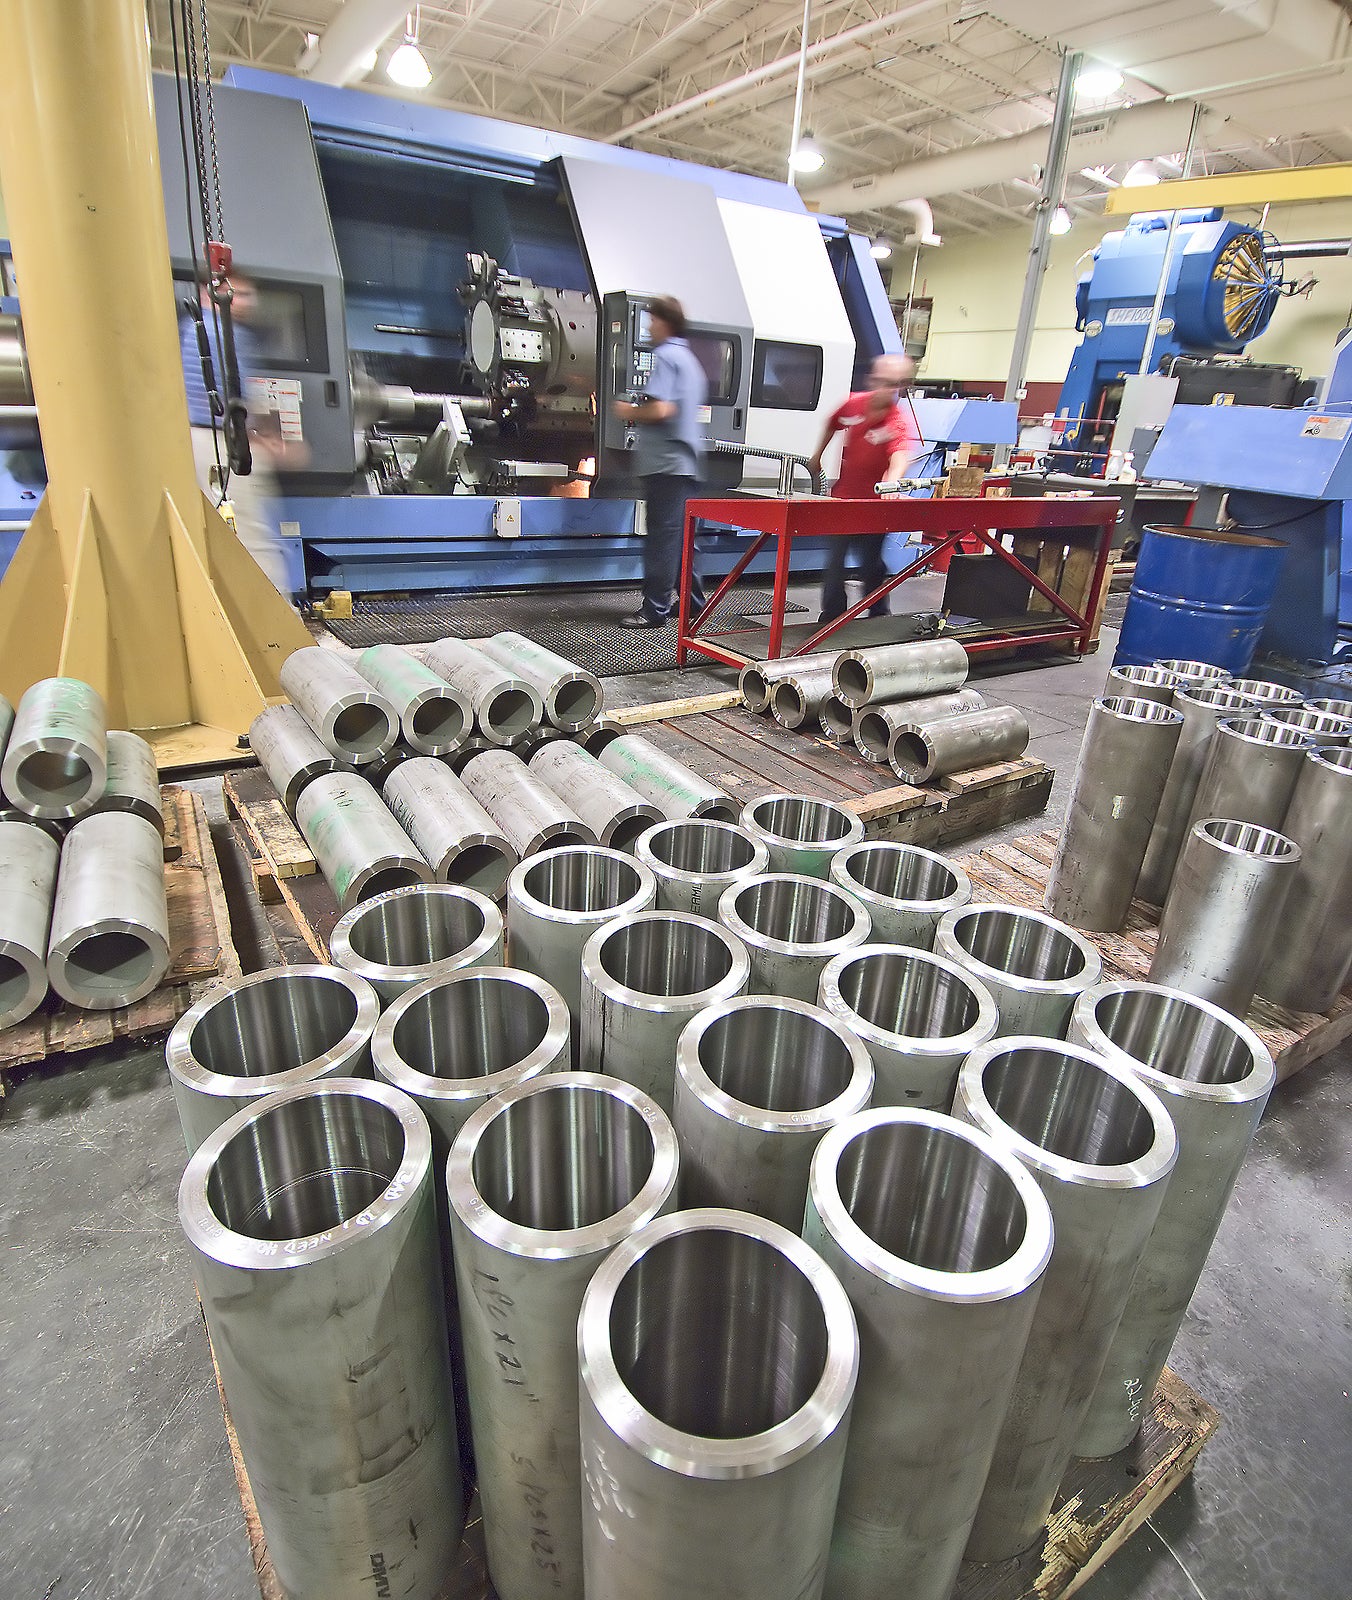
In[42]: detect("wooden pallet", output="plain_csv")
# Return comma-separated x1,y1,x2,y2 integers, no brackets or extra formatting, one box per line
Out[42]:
958,829,1352,1083
224,768,333,965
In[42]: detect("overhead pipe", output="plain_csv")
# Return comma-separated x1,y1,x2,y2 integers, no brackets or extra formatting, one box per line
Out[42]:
279,647,399,766
634,817,769,915
295,772,434,911
249,705,338,815
93,729,164,835
829,841,971,948
598,733,737,821
740,792,865,878
354,644,472,756
418,638,544,746
459,749,596,858
834,640,968,709
852,689,987,763
329,883,503,1001
528,741,663,850
888,706,1030,783
475,632,604,732
0,819,59,1028
0,676,107,820
302,0,412,85
936,903,1102,1039
717,871,871,1001
382,757,516,898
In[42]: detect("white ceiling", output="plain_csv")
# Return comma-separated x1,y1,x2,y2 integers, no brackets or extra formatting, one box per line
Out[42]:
146,0,1352,239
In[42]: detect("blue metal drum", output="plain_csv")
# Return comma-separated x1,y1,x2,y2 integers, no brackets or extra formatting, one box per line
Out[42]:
1114,525,1287,674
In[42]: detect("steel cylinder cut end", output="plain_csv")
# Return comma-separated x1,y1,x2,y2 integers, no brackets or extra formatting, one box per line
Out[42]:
513,844,653,921
1155,659,1230,685
854,708,894,760
547,674,603,732
740,665,772,713
741,792,865,875
481,684,542,744
1263,705,1352,742
330,883,502,999
832,842,971,933
1107,664,1178,703
722,873,870,953
820,695,855,742
1194,816,1300,862
939,904,1100,990
587,910,747,1005
1227,677,1303,707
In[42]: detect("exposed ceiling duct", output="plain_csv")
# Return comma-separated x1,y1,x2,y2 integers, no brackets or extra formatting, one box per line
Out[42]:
302,0,412,87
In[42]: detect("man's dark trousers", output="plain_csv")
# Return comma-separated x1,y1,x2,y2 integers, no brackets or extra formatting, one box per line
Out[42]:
641,473,706,621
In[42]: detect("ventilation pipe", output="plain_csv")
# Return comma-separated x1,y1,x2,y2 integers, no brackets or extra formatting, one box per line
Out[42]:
303,0,412,86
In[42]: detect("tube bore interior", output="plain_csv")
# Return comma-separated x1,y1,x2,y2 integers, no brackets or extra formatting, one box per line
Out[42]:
359,865,426,903
0,953,34,1014
1092,988,1254,1086
741,670,769,710
14,750,93,807
1100,697,1181,723
750,796,852,846
331,702,390,757
772,683,805,721
836,659,870,701
1315,747,1352,774
952,908,1087,982
61,930,156,999
1185,687,1257,712
891,732,931,778
1199,819,1298,858
410,696,466,746
599,917,734,997
486,688,535,739
697,1006,854,1111
651,822,755,876
855,711,891,758
608,1229,828,1438
524,850,643,914
836,950,979,1036
732,877,855,944
1115,666,1174,689
822,698,854,738
1221,716,1307,746
349,890,486,968
1269,709,1348,737
554,680,601,726
846,844,958,905
1230,680,1301,705
979,1046,1157,1165
192,972,360,1076
393,973,549,1080
449,842,513,898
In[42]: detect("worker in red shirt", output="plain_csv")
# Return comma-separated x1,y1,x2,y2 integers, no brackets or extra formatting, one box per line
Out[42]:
809,353,921,624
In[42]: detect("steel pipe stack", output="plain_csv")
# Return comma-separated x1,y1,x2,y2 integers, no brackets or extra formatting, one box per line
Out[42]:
449,1072,679,1600
673,995,873,1227
1182,715,1313,837
580,910,750,1113
1105,664,1178,705
528,741,663,850
1149,819,1300,1014
1045,696,1184,932
166,965,381,1152
598,733,737,821
248,705,338,814
0,676,107,819
579,1208,859,1600
419,637,545,745
92,730,163,834
635,818,768,915
354,644,472,755
329,883,503,1001
769,659,839,731
180,1079,464,1600
1227,677,1303,708
818,943,998,1107
0,819,59,1028
382,757,516,898
819,694,856,743
954,1040,1177,1560
476,631,604,732
834,639,969,708
936,904,1102,1038
1262,704,1352,745
804,1109,1053,1600
295,772,433,911
279,647,399,766
460,750,596,858
852,690,987,764
830,841,971,948
740,793,865,878
740,653,837,714
718,872,870,1000
1070,981,1275,1455
888,706,1030,783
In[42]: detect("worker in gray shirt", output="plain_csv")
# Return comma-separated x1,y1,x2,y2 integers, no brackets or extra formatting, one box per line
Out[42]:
612,295,708,628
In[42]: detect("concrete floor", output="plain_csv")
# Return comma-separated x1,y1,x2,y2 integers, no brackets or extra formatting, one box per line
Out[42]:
1,629,1348,1600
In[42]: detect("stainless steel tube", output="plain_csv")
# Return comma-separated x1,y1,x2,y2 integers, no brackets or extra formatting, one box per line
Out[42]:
514,725,568,761
770,660,839,730
852,690,987,763
295,772,433,911
580,910,750,1113
475,631,604,732
740,792,865,878
249,704,339,813
804,1109,1053,1600
449,1072,679,1600
936,903,1103,1038
1261,703,1352,745
419,637,544,745
1258,747,1352,1012
279,646,399,765
717,872,871,1000
92,729,163,834
1154,658,1231,687
459,749,596,858
0,818,59,1028
576,716,627,756
180,1078,464,1600
1182,714,1313,837
634,817,769,914
579,1207,859,1600
673,995,873,1227
382,757,516,897
740,652,837,714
953,1039,1177,1560
1069,981,1274,1456
0,691,12,764
528,741,663,850
446,733,494,774
166,965,381,1152
47,812,169,1009
330,883,503,1001
1227,676,1303,708
820,694,856,742
1045,696,1184,932
888,706,1030,783
818,943,999,1107
354,643,472,755
598,733,737,821
1149,819,1300,1013
830,841,972,948
1105,664,1178,705
0,676,107,819
1305,696,1352,719
834,639,970,709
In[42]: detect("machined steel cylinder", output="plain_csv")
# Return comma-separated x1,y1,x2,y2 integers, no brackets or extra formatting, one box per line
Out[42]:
528,741,663,850
804,1109,1053,1600
580,910,750,1113
1149,818,1300,1014
249,704,338,814
166,965,381,1152
0,676,107,820
180,1078,464,1600
954,1039,1177,1560
295,771,433,911
673,995,873,1227
634,817,769,915
1070,981,1274,1456
834,638,969,709
382,757,516,898
354,643,472,755
459,749,596,858
0,818,59,1028
575,716,627,756
889,705,1030,783
820,693,856,742
1045,696,1184,932
93,729,163,834
598,733,737,821
717,871,870,1000
1227,676,1303,708
330,883,503,1000
445,734,493,773
579,1207,859,1600
936,903,1102,1039
740,792,865,878
852,689,987,763
818,942,999,1107
1105,663,1178,705
419,637,544,745
279,646,399,765
1182,714,1313,838
449,1072,679,1600
1305,696,1352,719
1261,703,1352,745
830,841,971,948
770,660,839,731
476,631,604,732
740,652,836,714
1154,658,1231,687
513,725,568,762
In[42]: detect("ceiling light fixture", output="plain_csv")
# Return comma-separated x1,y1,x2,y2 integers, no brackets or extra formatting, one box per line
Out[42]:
790,132,825,174
1049,204,1073,235
871,239,893,260
387,8,432,89
1123,160,1161,187
1075,64,1124,100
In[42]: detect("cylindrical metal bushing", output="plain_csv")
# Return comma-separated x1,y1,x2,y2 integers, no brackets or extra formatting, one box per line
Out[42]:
166,965,381,1153
1069,981,1274,1456
329,883,503,1001
673,995,873,1227
1227,676,1303,708
936,903,1102,1039
382,757,516,898
634,817,769,915
461,749,597,859
834,638,970,709
528,741,663,850
513,725,568,761
354,643,472,755
47,811,169,1009
418,637,544,746
249,704,339,814
0,676,107,819
0,818,59,1028
1182,714,1313,838
830,841,971,949
1105,664,1178,705
506,845,656,1024
740,792,865,878
1261,703,1352,745
575,716,627,756
475,631,604,732
820,693,856,743
1154,658,1231,687
770,660,839,731
92,729,163,834
579,1207,859,1600
818,942,999,1107
445,734,494,774
279,646,399,765
295,771,433,912
953,1039,1177,1560
717,872,871,1000
180,1078,464,1600
1045,696,1184,932
852,690,988,763
449,1072,679,1600
1305,696,1352,719
739,652,837,714
598,733,737,821
580,910,750,1113
804,1109,1053,1600
889,706,1030,783
1149,818,1300,1014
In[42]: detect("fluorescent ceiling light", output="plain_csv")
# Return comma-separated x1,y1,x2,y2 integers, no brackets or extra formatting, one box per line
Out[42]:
790,133,825,174
387,10,432,89
1123,161,1161,187
871,239,892,260
1075,65,1124,100
1049,204,1073,235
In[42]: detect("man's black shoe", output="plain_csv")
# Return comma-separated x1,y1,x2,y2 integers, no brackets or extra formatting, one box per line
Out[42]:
618,610,666,629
